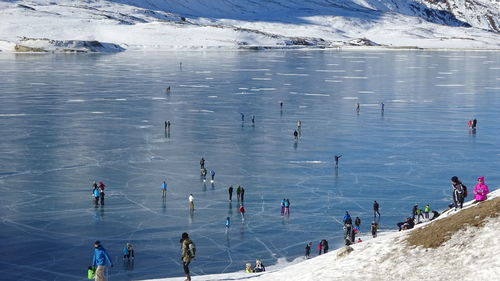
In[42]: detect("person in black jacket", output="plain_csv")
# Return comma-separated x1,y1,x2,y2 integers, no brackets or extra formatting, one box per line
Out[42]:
451,176,466,210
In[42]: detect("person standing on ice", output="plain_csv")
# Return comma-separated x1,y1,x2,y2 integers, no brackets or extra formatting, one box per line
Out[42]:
373,201,380,218
305,242,311,259
210,170,215,183
93,187,100,205
161,181,167,198
92,241,113,281
200,157,205,169
293,130,298,140
225,217,231,231
236,185,241,201
201,168,207,182
280,101,283,110
252,115,255,125
334,155,342,168
284,198,290,215
317,241,322,255
473,176,489,203
228,185,233,201
343,211,352,226
98,182,106,205
472,118,477,129
239,205,245,221
240,186,245,202
354,216,361,229
240,113,245,121
356,103,360,114
381,102,384,112
188,194,194,210
451,176,466,210
280,198,286,215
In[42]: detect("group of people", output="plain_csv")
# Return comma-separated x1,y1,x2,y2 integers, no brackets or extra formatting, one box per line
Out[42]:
228,185,245,202
245,259,266,273
280,198,291,215
91,181,106,205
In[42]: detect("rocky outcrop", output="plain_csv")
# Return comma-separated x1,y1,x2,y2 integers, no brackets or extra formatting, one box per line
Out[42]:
10,38,125,53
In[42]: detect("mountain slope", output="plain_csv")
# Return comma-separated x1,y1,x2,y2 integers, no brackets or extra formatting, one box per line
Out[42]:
0,0,499,51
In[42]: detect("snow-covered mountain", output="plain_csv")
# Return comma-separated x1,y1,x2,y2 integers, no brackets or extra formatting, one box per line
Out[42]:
0,0,499,51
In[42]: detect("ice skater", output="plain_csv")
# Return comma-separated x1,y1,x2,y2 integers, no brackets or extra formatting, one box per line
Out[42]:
334,155,342,168
201,168,207,182
373,200,380,218
200,157,205,169
189,194,194,210
161,181,167,198
284,198,290,215
297,120,302,130
251,115,255,125
92,241,113,281
228,185,233,201
240,186,245,202
236,185,241,201
210,170,215,183
166,86,171,94
225,216,231,232
240,113,245,121
305,242,311,259
472,118,477,129
280,198,286,215
293,130,298,140
381,102,384,112
93,186,100,205
239,205,245,221
280,101,283,110
122,243,134,260
356,103,360,114
98,182,106,205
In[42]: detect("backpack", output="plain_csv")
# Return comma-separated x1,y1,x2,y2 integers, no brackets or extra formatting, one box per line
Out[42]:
188,242,196,259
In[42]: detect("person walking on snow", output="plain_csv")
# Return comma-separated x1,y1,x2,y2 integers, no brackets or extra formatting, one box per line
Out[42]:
305,242,311,259
473,176,489,202
180,232,195,281
92,241,113,281
451,176,466,210
423,204,430,219
161,181,167,198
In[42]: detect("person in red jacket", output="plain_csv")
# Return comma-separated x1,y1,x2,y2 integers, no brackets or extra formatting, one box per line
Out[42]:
239,205,245,221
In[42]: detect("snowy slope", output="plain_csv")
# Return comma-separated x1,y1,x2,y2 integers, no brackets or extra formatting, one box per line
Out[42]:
0,0,499,51
143,189,500,281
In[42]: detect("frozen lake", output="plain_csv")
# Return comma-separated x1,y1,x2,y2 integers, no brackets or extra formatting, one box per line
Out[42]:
1,50,499,281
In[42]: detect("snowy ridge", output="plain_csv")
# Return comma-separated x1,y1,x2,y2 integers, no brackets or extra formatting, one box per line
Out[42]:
0,0,499,51
144,189,500,281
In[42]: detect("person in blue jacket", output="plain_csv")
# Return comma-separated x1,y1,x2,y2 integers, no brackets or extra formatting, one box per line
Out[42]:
343,211,352,225
93,188,100,205
92,241,113,281
161,181,167,198
210,170,216,182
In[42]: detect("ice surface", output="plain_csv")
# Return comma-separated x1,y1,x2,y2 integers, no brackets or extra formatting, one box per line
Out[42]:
0,50,499,280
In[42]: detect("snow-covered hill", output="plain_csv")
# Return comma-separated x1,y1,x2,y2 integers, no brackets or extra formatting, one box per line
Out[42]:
143,188,500,281
0,0,499,51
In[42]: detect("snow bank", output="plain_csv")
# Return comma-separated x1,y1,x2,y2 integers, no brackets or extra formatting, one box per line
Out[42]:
143,188,500,281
